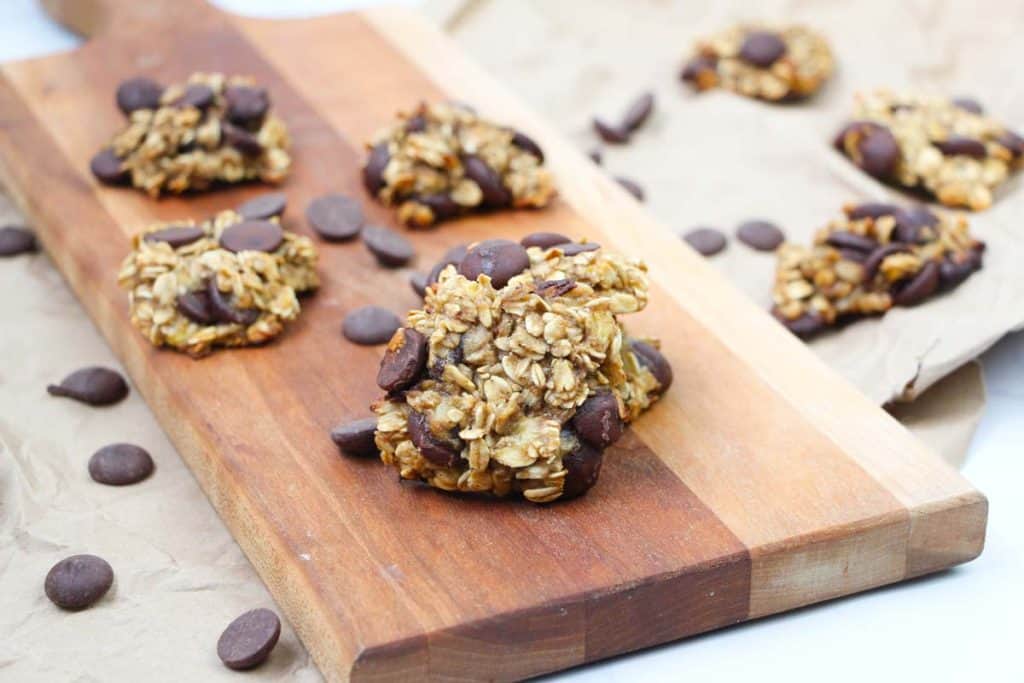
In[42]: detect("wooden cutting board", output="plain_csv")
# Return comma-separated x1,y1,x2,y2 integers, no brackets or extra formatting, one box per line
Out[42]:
1,1,986,680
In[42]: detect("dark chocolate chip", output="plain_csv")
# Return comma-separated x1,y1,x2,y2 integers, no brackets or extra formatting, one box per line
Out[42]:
461,154,511,207
560,432,604,500
363,143,391,195
144,225,205,248
342,306,401,345
863,243,910,281
221,122,263,156
630,340,673,393
593,118,629,144
939,251,983,290
588,148,603,164
458,239,530,288
90,148,129,185
521,231,571,249
952,97,983,115
88,443,154,486
571,391,624,448
892,261,940,306
410,272,429,297
826,231,877,252
116,77,163,115
330,417,379,457
681,54,718,84
934,135,987,159
206,278,259,326
839,248,869,263
306,194,364,242
683,227,727,256
739,31,787,67
237,192,286,220
511,130,545,162
219,220,283,254
615,176,645,201
0,226,37,256
217,608,281,671
535,279,577,298
736,220,785,251
405,115,427,133
224,86,269,127
47,367,128,406
44,554,114,611
996,130,1024,158
407,411,462,468
377,328,428,392
417,193,461,222
176,83,215,110
776,310,827,338
557,242,601,256
621,92,655,132
894,205,939,243
177,289,216,325
362,225,414,267
844,202,899,220
857,126,901,178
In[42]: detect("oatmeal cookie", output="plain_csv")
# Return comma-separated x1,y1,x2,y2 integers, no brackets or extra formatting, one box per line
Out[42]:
91,73,291,196
772,202,984,337
834,90,1024,210
369,238,671,503
362,102,555,228
117,209,318,357
681,24,834,101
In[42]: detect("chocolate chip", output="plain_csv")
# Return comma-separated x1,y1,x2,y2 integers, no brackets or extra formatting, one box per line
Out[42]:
362,225,414,267
225,86,269,127
511,130,544,162
939,250,983,290
892,261,940,306
682,227,727,256
521,231,571,249
572,391,624,448
219,220,283,253
404,115,427,133
306,194,365,242
560,432,604,500
237,192,286,220
177,289,215,325
736,220,784,251
363,143,390,195
407,411,462,468
844,202,899,220
330,417,379,457
342,306,401,345
458,239,530,288
116,77,162,115
739,31,787,67
377,328,428,392
0,226,37,256
417,194,461,222
588,148,603,164
88,443,154,486
615,176,645,201
144,225,205,248
90,148,128,185
826,231,877,252
681,54,717,84
630,340,673,393
996,130,1024,158
776,310,826,338
857,126,901,178
863,243,910,281
593,119,629,144
838,248,869,263
557,242,601,256
47,367,128,406
44,554,114,611
934,135,987,159
894,205,939,243
535,279,577,298
410,272,428,297
217,608,281,671
952,97,983,115
428,244,469,285
176,83,215,110
621,92,655,132
461,155,511,207
206,278,259,326
221,122,263,156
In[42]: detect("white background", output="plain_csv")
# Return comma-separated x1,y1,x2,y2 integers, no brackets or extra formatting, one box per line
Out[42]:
1,1,1020,681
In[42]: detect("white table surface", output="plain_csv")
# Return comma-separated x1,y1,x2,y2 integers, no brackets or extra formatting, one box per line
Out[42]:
2,1,1020,681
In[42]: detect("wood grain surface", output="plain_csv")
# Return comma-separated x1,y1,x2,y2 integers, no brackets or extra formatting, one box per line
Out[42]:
0,1,987,680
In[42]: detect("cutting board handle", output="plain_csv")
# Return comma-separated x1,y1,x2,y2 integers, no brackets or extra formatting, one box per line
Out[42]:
40,0,217,40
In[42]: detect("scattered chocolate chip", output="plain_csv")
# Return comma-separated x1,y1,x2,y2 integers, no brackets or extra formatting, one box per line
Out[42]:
225,86,269,127
47,367,128,406
116,77,163,115
681,54,718,84
417,193,461,222
682,227,727,256
739,31,787,67
621,92,655,132
428,244,469,285
0,226,37,256
521,231,571,249
535,279,577,298
952,97,983,115
404,115,427,133
588,148,603,165
892,261,940,306
407,411,462,467
206,278,260,326
996,130,1024,158
306,194,365,242
377,328,428,392
177,83,215,110
557,242,601,256
458,239,530,288
217,608,281,671
362,225,414,267
615,176,645,201
44,554,114,611
221,122,263,156
177,289,216,325
510,130,544,162
560,433,603,500
88,443,154,486
844,202,899,220
894,205,939,243
237,192,286,220
593,118,629,144
736,220,784,251
363,143,390,195
857,126,901,178
144,225,205,248
630,340,673,392
409,272,429,297
777,310,826,338
826,231,877,252
342,306,401,345
462,155,511,207
863,243,910,281
219,220,283,254
572,391,624,448
934,135,987,159
90,148,129,185
330,417,379,457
